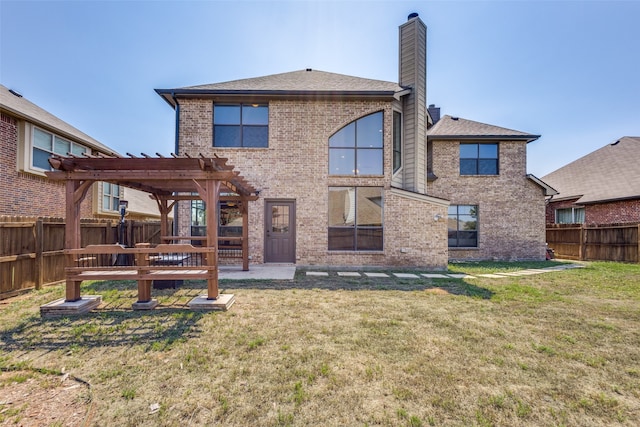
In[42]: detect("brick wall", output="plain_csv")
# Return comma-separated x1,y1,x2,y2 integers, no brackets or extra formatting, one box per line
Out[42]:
1,112,94,218
546,198,640,225
176,98,448,268
545,198,580,224
427,138,547,261
586,199,640,224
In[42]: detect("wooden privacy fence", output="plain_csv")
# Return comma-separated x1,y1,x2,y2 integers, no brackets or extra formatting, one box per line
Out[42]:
0,216,169,299
546,223,640,263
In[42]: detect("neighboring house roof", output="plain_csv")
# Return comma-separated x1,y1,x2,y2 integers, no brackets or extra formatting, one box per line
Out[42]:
156,69,409,107
427,115,540,143
0,84,117,155
542,136,640,204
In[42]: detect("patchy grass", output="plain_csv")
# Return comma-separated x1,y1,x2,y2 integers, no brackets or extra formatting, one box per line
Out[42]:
0,261,639,426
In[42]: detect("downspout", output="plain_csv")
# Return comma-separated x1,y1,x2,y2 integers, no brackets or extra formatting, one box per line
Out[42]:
172,91,180,235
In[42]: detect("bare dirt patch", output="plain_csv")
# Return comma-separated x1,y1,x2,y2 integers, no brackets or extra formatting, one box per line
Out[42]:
0,370,91,426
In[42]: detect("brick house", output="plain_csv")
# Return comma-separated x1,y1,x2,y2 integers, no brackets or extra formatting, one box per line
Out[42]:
155,14,551,267
426,115,556,261
543,136,640,225
0,84,167,221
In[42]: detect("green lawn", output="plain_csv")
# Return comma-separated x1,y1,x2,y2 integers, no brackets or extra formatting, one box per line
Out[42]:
1,261,639,426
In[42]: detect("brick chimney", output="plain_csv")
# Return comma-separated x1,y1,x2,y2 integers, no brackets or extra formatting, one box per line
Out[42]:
399,13,427,193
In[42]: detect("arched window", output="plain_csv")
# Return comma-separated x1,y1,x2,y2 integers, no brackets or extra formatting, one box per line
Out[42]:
329,112,383,175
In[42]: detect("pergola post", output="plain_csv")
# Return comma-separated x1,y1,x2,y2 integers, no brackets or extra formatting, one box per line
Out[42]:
64,179,93,302
241,195,249,271
155,196,175,244
205,180,221,299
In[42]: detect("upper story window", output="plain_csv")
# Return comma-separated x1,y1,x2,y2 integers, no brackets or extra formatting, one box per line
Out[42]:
392,111,402,173
102,183,121,212
32,127,88,171
460,143,498,175
556,207,585,224
329,112,383,175
448,205,478,247
213,104,268,147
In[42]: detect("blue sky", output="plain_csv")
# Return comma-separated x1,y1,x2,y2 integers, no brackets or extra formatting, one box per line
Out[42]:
1,0,639,177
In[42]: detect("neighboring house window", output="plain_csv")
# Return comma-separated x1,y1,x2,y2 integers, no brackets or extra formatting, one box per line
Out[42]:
556,207,585,224
460,143,498,175
213,104,268,147
329,112,383,175
448,205,478,247
393,111,402,173
328,187,383,251
102,183,120,212
32,127,88,170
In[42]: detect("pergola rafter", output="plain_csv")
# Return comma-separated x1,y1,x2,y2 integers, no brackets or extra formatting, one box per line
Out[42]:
46,153,259,303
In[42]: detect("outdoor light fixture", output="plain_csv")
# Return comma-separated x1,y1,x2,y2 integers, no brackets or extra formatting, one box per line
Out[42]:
119,200,129,220
118,200,129,246
434,214,443,222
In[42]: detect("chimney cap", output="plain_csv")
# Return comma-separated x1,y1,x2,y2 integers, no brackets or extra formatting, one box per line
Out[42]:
408,12,419,20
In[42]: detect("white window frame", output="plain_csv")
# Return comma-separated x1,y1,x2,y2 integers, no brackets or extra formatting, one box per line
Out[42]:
555,207,585,224
21,124,89,175
101,182,121,213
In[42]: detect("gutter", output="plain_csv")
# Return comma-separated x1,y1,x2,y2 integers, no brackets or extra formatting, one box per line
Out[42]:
171,91,180,156
155,88,400,105
427,134,541,143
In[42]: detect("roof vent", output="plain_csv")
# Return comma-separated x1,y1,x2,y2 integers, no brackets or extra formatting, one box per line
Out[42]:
611,140,620,146
8,89,23,98
408,12,419,20
451,117,459,121
305,68,312,72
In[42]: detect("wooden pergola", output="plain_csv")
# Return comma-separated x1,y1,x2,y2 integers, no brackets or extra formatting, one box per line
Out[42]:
45,152,259,303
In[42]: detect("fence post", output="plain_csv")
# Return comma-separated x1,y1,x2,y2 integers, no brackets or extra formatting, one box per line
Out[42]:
127,220,134,247
579,225,586,261
34,218,44,290
637,224,640,263
105,221,112,244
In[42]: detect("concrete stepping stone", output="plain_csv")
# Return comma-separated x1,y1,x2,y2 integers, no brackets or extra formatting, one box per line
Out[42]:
421,273,448,278
477,274,509,278
447,273,475,279
306,272,329,276
393,273,420,278
337,272,361,277
364,272,390,278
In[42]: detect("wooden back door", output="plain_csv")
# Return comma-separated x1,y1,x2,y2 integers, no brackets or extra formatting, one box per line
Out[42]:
264,200,296,263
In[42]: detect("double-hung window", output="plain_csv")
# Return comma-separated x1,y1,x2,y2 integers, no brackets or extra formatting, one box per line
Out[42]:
448,205,478,247
556,207,585,224
329,112,383,175
102,183,121,212
460,143,498,175
328,187,383,251
213,104,269,147
32,127,88,171
392,111,402,173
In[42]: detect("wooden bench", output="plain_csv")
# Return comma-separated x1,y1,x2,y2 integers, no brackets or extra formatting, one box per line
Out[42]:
64,243,217,304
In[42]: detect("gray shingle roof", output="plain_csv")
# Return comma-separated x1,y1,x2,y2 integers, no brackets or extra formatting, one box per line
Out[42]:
427,115,539,142
0,84,116,155
184,69,404,92
156,69,407,106
541,136,640,204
